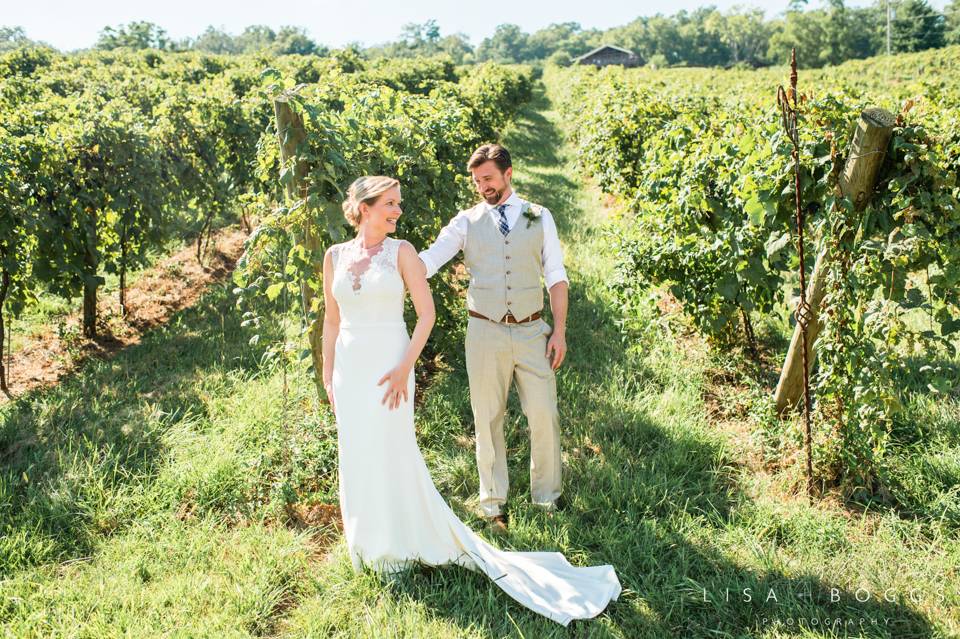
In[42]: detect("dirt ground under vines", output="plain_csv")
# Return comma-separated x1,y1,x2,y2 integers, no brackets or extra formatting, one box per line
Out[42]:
1,229,248,403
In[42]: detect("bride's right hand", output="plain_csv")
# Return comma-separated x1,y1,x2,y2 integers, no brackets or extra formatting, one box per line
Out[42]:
378,366,410,410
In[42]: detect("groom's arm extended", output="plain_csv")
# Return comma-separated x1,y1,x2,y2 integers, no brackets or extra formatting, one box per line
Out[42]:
418,211,470,278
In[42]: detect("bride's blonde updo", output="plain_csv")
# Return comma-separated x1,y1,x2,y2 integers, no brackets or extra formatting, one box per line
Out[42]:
342,176,401,228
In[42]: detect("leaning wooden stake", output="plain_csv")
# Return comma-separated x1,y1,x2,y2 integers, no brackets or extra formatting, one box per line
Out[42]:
274,95,325,401
774,106,897,415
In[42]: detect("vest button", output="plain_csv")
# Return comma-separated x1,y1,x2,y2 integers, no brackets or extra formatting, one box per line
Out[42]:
505,240,510,245
505,256,510,260
507,286,512,290
507,301,512,306
506,271,511,275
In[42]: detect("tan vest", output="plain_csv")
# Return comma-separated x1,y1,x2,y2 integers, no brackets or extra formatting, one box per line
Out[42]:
464,200,544,321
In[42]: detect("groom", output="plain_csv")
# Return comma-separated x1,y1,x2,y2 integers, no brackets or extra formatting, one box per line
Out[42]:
419,144,568,531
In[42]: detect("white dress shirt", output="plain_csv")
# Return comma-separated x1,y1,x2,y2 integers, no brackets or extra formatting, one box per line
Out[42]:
419,190,569,290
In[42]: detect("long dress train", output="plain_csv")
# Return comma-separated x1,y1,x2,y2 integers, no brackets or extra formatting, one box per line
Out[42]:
330,237,620,626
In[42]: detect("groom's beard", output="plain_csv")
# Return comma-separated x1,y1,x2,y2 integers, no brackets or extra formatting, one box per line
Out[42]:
481,185,507,205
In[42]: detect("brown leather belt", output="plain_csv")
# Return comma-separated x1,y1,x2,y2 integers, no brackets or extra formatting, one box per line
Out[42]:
469,310,542,324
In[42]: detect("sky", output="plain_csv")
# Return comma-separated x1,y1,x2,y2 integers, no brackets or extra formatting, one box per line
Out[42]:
2,0,949,52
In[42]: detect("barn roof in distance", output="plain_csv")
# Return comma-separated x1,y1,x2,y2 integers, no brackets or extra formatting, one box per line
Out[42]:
572,44,637,62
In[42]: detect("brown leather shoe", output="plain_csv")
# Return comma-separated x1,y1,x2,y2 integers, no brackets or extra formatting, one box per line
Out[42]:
488,514,508,534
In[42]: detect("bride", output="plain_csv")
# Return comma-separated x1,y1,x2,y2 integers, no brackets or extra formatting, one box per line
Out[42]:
321,175,621,626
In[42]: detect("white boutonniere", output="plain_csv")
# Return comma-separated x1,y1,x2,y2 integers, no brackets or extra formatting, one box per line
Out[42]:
522,205,543,229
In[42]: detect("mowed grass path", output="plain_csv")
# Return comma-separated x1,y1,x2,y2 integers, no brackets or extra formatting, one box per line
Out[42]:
0,86,957,638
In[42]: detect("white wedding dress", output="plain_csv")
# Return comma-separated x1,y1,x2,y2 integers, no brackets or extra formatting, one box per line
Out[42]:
329,237,621,626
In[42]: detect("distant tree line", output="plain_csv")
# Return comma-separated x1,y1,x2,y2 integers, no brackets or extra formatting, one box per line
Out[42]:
463,0,960,68
0,26,51,53
90,21,327,57
3,0,959,69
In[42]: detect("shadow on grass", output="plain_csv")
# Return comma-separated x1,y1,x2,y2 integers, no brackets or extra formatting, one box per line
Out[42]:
504,85,583,241
503,111,564,169
384,283,935,637
0,284,278,571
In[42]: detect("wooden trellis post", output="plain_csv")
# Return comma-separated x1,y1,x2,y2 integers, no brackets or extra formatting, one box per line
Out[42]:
774,107,897,414
274,95,325,400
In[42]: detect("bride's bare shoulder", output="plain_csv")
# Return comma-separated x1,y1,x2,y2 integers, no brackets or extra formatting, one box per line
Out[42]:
396,240,424,276
325,240,355,260
395,239,416,254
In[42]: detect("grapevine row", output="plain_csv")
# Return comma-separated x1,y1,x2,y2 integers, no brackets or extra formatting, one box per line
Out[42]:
0,47,532,389
546,48,960,487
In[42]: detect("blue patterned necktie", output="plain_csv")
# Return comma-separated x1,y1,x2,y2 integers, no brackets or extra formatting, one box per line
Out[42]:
496,204,509,236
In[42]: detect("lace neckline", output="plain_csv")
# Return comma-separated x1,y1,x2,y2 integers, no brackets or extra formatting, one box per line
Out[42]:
338,237,397,293
353,237,386,251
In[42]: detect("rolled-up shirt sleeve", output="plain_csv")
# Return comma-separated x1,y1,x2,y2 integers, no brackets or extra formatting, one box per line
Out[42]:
540,208,568,290
419,210,470,278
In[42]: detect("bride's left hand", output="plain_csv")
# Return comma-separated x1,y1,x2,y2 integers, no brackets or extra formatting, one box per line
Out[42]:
378,366,411,410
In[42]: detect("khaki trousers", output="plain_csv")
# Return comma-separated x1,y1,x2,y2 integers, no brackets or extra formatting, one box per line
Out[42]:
465,316,562,517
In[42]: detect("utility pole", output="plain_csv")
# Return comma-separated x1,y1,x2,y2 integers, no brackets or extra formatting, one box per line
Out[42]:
887,0,892,56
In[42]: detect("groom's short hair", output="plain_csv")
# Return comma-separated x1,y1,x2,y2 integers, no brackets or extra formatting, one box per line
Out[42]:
468,144,511,174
